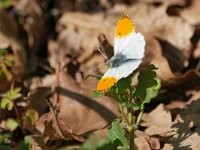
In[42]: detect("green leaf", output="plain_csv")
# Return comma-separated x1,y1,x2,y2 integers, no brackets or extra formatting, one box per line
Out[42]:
0,98,10,109
18,141,30,150
7,101,13,110
0,98,13,110
144,77,161,103
132,102,141,110
0,49,8,57
81,135,115,150
5,118,19,131
2,0,11,9
2,87,22,101
133,65,161,104
0,134,11,143
117,77,131,93
11,88,22,99
107,119,128,149
25,109,38,125
90,91,105,100
4,60,14,68
0,144,10,150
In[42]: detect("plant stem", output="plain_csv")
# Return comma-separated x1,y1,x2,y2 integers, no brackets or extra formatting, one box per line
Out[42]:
135,105,144,128
129,126,135,150
118,103,131,128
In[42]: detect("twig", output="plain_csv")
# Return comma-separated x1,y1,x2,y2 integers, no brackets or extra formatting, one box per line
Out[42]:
44,98,69,141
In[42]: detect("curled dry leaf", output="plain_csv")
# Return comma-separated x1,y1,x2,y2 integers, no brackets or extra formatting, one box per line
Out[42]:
36,68,119,143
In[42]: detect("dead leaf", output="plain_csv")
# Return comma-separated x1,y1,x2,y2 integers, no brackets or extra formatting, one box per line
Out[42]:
135,136,151,150
36,67,119,143
142,104,173,135
15,0,46,52
181,0,200,25
0,8,27,78
109,3,194,58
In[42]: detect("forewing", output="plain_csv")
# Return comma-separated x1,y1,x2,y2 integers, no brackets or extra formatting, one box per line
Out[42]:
121,32,145,59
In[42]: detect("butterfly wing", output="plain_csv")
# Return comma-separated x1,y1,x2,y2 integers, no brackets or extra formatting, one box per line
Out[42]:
121,32,145,59
96,60,142,92
114,14,145,59
97,14,145,92
97,68,119,92
115,60,142,79
114,14,135,55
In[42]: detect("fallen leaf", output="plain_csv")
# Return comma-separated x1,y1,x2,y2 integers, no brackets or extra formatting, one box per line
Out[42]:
142,104,173,135
36,67,119,143
181,0,200,25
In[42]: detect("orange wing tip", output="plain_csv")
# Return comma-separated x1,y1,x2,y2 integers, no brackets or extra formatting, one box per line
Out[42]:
97,77,118,92
115,13,135,38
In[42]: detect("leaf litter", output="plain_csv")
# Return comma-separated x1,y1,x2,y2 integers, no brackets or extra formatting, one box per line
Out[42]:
0,0,200,149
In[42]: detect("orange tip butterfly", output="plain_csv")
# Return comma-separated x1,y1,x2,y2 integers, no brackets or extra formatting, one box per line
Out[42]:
96,14,146,92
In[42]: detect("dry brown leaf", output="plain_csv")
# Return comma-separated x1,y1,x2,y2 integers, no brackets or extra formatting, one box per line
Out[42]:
15,0,46,52
181,0,200,25
135,136,151,150
142,104,173,135
166,69,200,89
56,12,114,63
110,3,194,58
0,33,9,49
141,36,176,82
167,114,200,150
193,40,200,59
139,0,187,6
0,9,27,78
135,130,160,150
36,68,119,142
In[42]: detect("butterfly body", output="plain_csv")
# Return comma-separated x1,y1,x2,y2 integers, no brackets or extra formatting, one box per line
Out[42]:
97,14,145,92
108,53,140,68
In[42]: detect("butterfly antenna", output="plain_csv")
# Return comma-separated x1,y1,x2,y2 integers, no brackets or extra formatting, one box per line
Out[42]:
89,62,106,73
97,48,108,60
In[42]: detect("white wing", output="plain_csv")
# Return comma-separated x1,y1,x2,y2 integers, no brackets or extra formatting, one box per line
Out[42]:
97,60,141,91
102,67,120,79
114,32,145,59
116,60,141,79
103,60,141,80
114,31,134,55
122,32,145,59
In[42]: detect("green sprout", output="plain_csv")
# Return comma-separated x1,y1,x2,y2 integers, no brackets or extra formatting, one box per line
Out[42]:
0,49,14,81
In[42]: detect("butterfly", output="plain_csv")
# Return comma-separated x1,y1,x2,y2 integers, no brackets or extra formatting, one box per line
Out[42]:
96,14,146,92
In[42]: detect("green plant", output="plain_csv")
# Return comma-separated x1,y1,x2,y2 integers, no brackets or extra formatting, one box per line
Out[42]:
84,64,161,150
0,49,14,81
0,86,38,150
